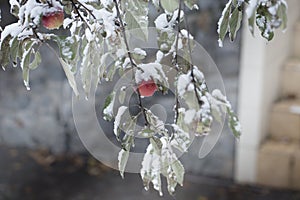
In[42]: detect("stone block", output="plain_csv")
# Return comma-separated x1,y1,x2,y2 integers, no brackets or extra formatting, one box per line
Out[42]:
257,140,297,188
269,99,300,141
281,60,300,98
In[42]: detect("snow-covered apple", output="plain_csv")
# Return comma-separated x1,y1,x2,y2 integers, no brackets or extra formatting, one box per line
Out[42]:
42,8,64,30
138,80,157,97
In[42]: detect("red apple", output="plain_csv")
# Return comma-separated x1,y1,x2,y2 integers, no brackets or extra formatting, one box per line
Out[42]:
138,80,158,97
42,8,64,30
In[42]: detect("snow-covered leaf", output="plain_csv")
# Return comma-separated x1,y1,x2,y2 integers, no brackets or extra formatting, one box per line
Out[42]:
58,57,79,96
141,143,163,196
229,7,242,41
171,158,184,186
217,0,232,47
103,91,116,121
227,108,241,138
118,149,130,178
118,86,126,104
9,36,20,67
145,109,168,135
0,35,12,69
114,106,128,138
123,0,149,41
171,124,190,152
277,2,287,30
29,51,41,70
20,41,35,90
150,137,163,154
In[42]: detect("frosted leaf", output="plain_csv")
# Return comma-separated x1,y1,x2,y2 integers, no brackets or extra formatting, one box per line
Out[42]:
161,0,179,13
135,63,168,89
118,149,130,178
114,106,128,137
217,0,232,47
177,72,193,97
183,109,196,124
171,124,191,152
141,143,163,195
103,91,116,121
58,58,79,97
122,0,149,41
145,109,168,135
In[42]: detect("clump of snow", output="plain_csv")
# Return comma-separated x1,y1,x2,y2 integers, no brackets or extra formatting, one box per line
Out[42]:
177,72,192,97
155,50,164,63
133,48,147,57
155,9,184,31
135,63,167,84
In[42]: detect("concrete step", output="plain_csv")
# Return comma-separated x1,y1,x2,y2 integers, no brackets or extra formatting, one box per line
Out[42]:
269,99,300,141
294,22,300,57
257,140,299,189
281,59,300,98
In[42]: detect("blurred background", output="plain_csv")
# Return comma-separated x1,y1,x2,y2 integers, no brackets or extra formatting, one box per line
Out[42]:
1,0,300,199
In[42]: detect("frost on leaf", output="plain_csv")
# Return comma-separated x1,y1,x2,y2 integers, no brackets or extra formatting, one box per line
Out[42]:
135,62,169,91
141,137,185,196
218,0,288,45
103,91,116,121
121,0,149,41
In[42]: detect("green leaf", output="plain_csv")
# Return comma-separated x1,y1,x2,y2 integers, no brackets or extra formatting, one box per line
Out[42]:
141,144,163,196
54,35,79,64
118,149,130,179
277,3,287,30
227,107,241,138
58,57,79,96
172,159,184,185
103,91,116,121
229,8,242,41
150,137,163,154
123,0,149,41
161,0,179,13
29,51,41,70
218,0,232,46
81,42,94,97
113,106,128,139
21,41,35,90
10,37,20,67
171,124,190,152
248,11,256,35
0,35,12,69
118,87,126,104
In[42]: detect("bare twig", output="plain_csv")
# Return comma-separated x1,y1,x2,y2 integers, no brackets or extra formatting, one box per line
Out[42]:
174,0,183,68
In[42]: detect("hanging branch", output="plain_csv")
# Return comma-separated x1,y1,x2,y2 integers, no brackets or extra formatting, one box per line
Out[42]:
113,0,149,126
184,14,204,107
173,0,183,124
75,0,97,19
